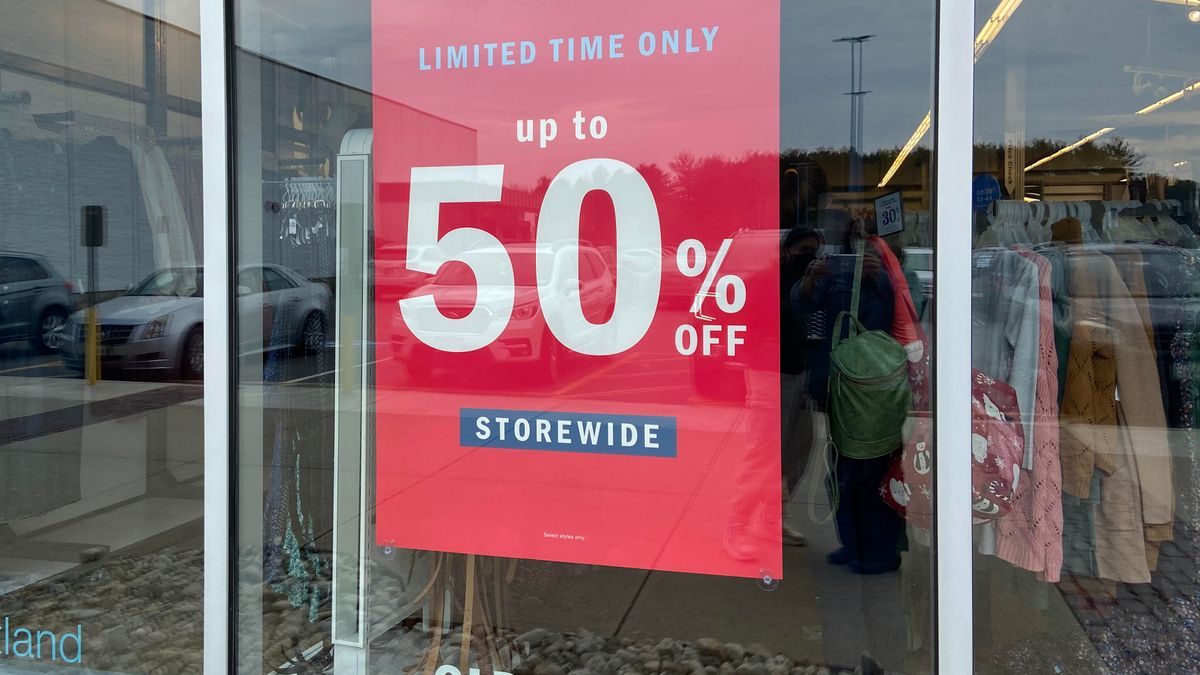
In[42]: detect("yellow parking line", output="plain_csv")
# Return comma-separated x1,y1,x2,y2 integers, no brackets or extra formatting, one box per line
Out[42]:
0,360,63,375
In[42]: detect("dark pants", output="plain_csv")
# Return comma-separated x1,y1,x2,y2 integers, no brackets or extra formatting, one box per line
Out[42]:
832,452,902,565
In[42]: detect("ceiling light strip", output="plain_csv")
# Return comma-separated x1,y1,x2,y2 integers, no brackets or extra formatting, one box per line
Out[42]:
1023,127,1115,171
879,0,1026,187
975,0,1024,61
1136,80,1200,115
878,112,931,187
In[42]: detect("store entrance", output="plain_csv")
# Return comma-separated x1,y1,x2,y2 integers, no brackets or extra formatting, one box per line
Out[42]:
232,2,939,673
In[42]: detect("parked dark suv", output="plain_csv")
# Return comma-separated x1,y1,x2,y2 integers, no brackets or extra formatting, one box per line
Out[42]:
0,252,75,353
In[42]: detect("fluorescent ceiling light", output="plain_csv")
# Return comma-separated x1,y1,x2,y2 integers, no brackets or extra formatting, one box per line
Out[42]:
1024,127,1115,171
879,1,1024,187
975,0,1024,61
877,112,931,188
1135,80,1200,114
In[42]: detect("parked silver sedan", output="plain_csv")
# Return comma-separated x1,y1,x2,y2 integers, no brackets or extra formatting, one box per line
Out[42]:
0,251,77,353
64,264,330,380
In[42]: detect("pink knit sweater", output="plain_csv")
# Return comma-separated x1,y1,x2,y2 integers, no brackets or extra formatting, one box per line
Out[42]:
996,250,1064,582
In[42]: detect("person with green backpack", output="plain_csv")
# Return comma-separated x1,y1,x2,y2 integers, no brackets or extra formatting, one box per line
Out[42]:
792,227,906,575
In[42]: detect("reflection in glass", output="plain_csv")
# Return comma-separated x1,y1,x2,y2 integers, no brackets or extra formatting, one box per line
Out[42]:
0,0,204,672
235,1,935,673
972,0,1200,671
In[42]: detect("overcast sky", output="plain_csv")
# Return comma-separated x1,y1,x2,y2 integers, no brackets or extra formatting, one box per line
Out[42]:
230,0,1200,174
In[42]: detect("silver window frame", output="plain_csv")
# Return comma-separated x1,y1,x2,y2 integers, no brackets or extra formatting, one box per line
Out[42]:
198,0,979,672
932,0,975,671
201,0,232,672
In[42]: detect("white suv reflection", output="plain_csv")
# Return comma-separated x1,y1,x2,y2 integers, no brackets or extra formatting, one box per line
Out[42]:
390,243,615,383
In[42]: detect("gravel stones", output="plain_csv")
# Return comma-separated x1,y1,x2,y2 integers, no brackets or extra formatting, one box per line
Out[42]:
369,625,857,675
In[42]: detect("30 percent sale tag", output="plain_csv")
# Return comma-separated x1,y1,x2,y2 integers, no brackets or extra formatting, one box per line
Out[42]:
373,0,781,580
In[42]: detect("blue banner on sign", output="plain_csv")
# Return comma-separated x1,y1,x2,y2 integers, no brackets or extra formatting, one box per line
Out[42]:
973,173,1002,212
460,408,678,458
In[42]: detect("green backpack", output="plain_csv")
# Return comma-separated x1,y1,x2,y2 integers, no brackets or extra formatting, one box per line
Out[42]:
827,244,910,460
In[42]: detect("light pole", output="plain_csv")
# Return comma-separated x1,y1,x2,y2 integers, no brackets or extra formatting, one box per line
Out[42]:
835,35,873,193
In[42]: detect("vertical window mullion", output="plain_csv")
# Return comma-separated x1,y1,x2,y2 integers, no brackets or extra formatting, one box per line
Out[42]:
933,0,976,672
201,0,232,672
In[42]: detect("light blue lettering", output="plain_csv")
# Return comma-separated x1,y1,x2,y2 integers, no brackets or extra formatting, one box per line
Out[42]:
418,47,431,70
609,33,624,58
638,31,655,55
520,40,536,64
60,626,82,664
662,30,679,55
501,41,516,65
12,628,32,658
685,28,699,53
702,25,719,50
549,37,564,62
35,630,56,661
447,45,467,69
580,35,602,60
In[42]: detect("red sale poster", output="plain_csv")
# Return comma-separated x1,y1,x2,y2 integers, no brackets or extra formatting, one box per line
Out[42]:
373,0,781,579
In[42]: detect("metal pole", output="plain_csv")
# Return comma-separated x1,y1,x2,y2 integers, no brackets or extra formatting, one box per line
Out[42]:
143,0,168,137
836,35,873,193
85,246,99,384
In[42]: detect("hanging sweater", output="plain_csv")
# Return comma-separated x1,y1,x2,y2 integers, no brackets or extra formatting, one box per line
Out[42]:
1058,249,1173,584
1031,243,1073,402
996,250,1064,582
1059,319,1119,496
972,249,1040,469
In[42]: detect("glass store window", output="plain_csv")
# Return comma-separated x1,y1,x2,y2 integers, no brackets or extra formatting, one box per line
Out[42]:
968,0,1200,672
233,1,936,673
0,0,204,673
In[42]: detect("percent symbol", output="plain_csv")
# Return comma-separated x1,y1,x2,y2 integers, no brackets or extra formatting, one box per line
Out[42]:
676,238,747,318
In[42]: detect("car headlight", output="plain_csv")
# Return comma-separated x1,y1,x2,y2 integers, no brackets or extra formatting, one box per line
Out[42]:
141,315,171,340
512,303,539,320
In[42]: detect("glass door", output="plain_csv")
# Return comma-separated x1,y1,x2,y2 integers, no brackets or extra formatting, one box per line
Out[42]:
232,2,939,673
970,1,1200,672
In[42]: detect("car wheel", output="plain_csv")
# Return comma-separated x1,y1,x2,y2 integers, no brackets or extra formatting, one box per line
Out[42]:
535,332,564,385
299,311,326,355
33,306,69,353
181,327,204,381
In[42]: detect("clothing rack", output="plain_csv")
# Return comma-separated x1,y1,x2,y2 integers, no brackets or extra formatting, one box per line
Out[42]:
981,198,1195,246
1114,199,1182,217
264,178,336,250
265,177,337,209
